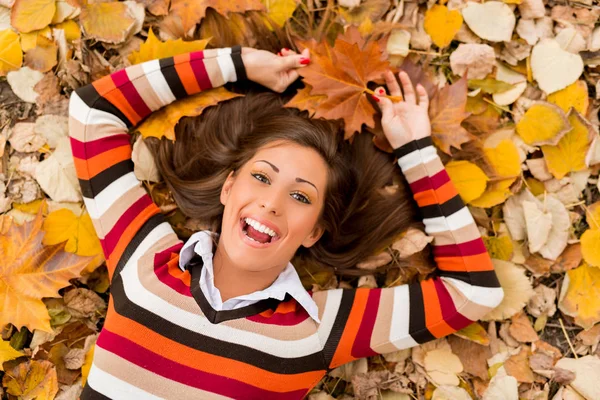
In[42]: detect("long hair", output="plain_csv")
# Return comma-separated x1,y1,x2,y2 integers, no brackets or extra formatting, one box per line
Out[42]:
144,10,422,275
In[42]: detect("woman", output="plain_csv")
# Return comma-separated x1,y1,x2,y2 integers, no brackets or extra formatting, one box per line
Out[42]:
68,43,504,399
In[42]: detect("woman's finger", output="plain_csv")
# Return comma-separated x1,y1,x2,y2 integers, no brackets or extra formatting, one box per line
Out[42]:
417,84,429,109
372,90,394,119
384,70,401,97
399,71,416,104
280,51,310,69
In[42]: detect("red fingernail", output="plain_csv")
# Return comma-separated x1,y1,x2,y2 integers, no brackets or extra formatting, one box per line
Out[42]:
277,52,282,56
371,94,380,102
300,58,310,65
378,88,385,94
283,48,289,51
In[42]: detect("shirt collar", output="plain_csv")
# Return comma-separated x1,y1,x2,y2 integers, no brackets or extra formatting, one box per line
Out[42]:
178,230,321,324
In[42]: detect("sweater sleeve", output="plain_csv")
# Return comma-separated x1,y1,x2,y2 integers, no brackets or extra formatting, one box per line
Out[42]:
68,47,247,282
313,136,505,370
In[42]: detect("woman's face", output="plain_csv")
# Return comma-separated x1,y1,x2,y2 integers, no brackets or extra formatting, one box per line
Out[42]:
219,140,328,272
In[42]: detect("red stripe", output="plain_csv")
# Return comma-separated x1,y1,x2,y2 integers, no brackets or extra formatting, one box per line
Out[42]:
409,170,449,193
101,195,154,257
351,289,381,358
246,303,311,326
154,262,193,296
433,238,487,257
97,329,306,399
70,134,130,159
111,70,152,123
153,243,184,267
190,58,212,90
433,278,473,330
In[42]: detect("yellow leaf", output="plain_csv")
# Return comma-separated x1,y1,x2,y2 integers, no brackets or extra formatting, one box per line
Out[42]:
469,178,515,208
586,201,600,230
453,322,490,345
24,36,57,73
483,235,514,261
445,160,489,204
52,19,81,41
19,26,52,52
547,80,589,115
12,199,47,214
581,229,600,267
0,208,91,332
525,177,545,196
79,2,136,44
81,343,95,387
10,0,56,33
485,139,521,178
3,359,58,399
558,262,600,328
516,102,571,146
42,208,103,257
0,29,23,76
137,87,243,140
0,340,23,371
424,5,463,48
261,0,298,28
541,109,594,179
128,28,209,65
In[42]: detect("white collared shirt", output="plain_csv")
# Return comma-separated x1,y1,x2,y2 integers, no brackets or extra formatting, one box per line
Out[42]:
178,230,321,324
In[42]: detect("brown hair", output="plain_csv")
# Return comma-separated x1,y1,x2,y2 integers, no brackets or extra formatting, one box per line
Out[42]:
145,11,422,275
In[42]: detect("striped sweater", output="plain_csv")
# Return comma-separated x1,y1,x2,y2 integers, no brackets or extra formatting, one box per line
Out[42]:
68,45,505,399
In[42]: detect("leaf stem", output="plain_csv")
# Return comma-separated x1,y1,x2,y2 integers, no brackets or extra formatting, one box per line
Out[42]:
559,317,579,359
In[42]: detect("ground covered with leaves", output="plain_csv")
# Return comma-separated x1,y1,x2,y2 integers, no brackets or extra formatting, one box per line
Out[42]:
1,0,600,398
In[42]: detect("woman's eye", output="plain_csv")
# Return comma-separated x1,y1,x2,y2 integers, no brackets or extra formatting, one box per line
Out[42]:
293,193,311,204
252,173,269,183
252,173,311,204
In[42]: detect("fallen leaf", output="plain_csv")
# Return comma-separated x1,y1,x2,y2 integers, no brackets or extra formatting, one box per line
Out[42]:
541,109,595,179
482,259,535,321
0,340,23,371
79,1,140,44
132,135,160,182
128,27,209,65
450,43,495,79
493,62,527,106
260,0,298,28
10,0,56,33
536,194,570,260
35,115,68,149
0,28,23,76
391,227,433,258
423,4,462,48
523,200,552,253
23,37,57,73
558,262,600,329
445,160,489,204
504,345,535,383
530,39,584,94
483,235,514,261
8,122,46,152
137,87,243,140
547,80,589,115
42,207,103,257
7,66,45,103
554,356,600,400
461,1,516,42
482,366,519,400
509,311,539,342
284,84,327,116
2,359,58,399
424,347,463,386
35,136,82,202
516,101,571,146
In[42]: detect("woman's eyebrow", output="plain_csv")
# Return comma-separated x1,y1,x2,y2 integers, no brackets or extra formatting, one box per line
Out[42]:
255,160,319,193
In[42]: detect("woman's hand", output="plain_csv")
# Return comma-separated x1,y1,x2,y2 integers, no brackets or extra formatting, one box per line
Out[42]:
241,47,310,93
372,70,431,149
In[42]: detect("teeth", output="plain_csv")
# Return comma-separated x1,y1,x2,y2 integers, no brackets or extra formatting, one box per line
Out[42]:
244,217,277,237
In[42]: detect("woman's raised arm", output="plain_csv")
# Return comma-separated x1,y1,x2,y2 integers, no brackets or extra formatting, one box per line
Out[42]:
311,71,505,370
68,47,248,282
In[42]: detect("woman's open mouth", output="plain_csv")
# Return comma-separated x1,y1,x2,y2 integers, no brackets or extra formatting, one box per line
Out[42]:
238,217,281,249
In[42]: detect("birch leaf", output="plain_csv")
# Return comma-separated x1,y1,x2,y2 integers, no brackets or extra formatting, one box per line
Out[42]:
516,102,571,146
558,263,600,329
481,259,534,321
523,200,552,253
3,359,58,399
128,27,209,65
461,1,515,42
580,229,600,267
530,39,584,94
10,0,55,33
445,160,488,204
42,208,103,257
546,80,589,114
0,340,23,371
537,194,570,261
0,29,23,76
423,5,462,48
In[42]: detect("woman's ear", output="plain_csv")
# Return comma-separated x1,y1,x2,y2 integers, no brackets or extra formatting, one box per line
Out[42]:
220,170,236,206
302,223,325,248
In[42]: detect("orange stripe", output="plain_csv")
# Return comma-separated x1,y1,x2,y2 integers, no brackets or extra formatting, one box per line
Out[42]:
331,289,369,367
173,53,200,94
73,145,131,180
421,279,456,337
166,255,191,286
107,202,160,277
413,189,437,207
258,299,298,317
435,252,494,273
414,181,459,207
92,74,117,96
103,301,325,391
103,88,142,125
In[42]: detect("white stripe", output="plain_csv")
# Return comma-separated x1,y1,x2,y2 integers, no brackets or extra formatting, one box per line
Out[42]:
83,172,141,219
418,145,438,165
119,225,323,358
214,48,237,83
442,277,504,308
397,149,422,171
69,92,128,128
389,284,420,350
317,289,343,345
87,362,163,400
422,207,474,234
141,59,176,105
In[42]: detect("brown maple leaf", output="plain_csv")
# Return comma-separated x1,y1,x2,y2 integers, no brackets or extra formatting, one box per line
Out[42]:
292,26,391,139
0,208,92,333
163,0,265,38
283,84,327,117
428,74,475,154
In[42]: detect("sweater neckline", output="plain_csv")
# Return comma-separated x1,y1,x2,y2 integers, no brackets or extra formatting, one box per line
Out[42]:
184,255,287,324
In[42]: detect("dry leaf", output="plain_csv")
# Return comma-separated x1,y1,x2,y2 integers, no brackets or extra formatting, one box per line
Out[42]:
7,66,45,103
523,200,552,253
79,1,141,44
8,122,46,152
391,227,433,258
450,43,495,79
2,359,58,399
558,263,600,329
0,340,23,371
536,194,570,261
284,84,327,117
515,101,571,146
554,356,600,400
423,4,462,48
424,347,463,386
482,366,519,400
530,39,584,94
461,1,515,42
445,160,488,204
509,311,539,342
261,0,298,28
42,207,103,257
0,28,23,76
10,0,55,33
132,135,160,182
547,81,589,115
128,27,209,65
34,136,82,202
432,386,472,400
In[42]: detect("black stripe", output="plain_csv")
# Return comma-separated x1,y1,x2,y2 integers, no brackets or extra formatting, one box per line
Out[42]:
408,281,436,344
186,255,286,324
230,45,247,82
108,276,325,374
420,195,465,220
80,383,112,400
159,57,187,99
112,213,166,280
392,140,418,159
415,136,433,149
438,270,501,288
322,289,355,369
79,159,134,198
75,84,131,128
